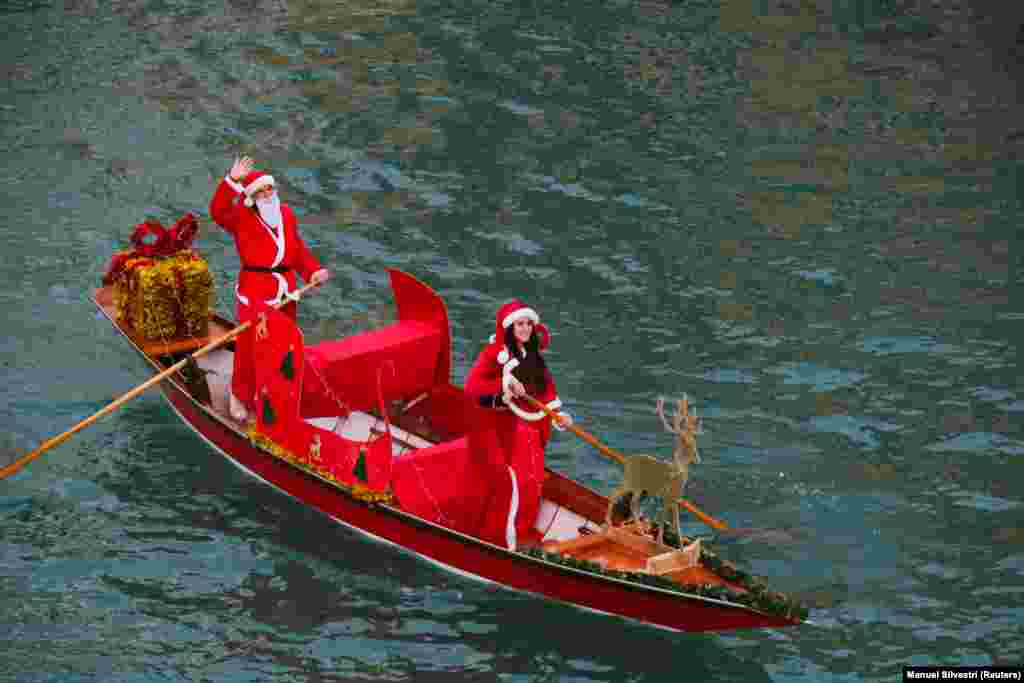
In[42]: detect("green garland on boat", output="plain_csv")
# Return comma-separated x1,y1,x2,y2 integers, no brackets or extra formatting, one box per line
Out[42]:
247,428,394,505
242,431,804,620
522,530,809,623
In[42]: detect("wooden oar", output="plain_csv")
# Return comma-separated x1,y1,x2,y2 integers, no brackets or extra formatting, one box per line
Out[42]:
0,281,320,480
522,395,728,531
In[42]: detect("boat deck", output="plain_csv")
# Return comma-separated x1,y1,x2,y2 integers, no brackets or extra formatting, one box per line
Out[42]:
95,287,741,591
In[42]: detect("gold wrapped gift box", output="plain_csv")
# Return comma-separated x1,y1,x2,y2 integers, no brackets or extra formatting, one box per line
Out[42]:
112,250,215,342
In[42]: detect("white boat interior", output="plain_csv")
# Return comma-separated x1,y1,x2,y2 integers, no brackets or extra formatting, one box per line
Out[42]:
194,346,599,543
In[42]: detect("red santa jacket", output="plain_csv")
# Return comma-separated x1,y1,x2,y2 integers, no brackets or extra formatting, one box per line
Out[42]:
465,341,565,444
209,176,321,307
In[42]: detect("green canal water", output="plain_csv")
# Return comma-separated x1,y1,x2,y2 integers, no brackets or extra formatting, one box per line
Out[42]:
1,1,1022,681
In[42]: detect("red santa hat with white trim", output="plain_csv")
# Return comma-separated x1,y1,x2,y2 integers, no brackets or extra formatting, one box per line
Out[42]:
490,299,550,353
239,170,276,207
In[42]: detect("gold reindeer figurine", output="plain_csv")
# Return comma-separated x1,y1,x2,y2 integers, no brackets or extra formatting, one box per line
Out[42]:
605,395,703,545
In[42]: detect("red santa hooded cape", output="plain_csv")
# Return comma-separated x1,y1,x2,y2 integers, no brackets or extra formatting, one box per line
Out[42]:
209,170,322,409
464,300,569,549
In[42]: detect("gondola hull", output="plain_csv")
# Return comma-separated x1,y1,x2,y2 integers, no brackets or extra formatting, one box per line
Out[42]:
92,270,803,634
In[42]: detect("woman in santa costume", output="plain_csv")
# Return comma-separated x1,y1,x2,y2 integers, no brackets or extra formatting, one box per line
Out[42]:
210,155,330,423
464,300,573,550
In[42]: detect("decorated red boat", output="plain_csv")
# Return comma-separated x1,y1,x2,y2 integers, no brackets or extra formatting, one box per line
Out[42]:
91,267,807,633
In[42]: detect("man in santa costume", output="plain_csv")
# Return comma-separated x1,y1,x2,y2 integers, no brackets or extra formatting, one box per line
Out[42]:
464,300,573,550
210,155,330,423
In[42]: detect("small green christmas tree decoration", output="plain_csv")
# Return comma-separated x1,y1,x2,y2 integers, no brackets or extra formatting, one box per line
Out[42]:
262,394,276,425
280,347,295,380
353,448,368,482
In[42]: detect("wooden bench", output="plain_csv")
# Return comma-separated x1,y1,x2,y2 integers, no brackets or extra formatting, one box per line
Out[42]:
542,524,703,576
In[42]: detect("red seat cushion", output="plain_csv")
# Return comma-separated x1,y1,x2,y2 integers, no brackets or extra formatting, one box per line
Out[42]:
301,321,442,417
391,437,489,535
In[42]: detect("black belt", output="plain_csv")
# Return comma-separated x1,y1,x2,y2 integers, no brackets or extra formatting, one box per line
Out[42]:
243,265,290,273
478,394,506,409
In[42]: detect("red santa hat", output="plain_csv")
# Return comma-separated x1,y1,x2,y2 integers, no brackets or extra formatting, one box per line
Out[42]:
490,299,549,352
240,170,276,207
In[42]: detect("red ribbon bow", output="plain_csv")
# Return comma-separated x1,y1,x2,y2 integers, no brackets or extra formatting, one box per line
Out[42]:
102,213,199,284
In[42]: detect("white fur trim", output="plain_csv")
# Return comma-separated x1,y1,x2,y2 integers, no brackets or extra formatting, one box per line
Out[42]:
503,395,563,423
497,348,509,365
244,174,275,197
501,357,520,395
506,466,519,551
235,272,289,307
257,213,286,268
225,175,246,194
504,399,546,421
272,272,288,303
501,306,539,330
547,396,568,431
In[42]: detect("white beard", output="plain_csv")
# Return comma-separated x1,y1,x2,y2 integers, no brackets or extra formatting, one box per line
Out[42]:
255,195,283,231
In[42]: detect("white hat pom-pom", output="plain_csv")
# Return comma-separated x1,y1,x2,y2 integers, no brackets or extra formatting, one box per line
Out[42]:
240,173,274,208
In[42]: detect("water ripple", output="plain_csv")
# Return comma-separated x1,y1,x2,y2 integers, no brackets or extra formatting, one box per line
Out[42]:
924,432,1024,456
768,361,867,391
858,335,960,356
703,367,758,384
3,0,1024,680
804,415,903,449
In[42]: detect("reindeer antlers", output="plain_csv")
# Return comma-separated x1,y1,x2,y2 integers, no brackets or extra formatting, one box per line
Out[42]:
656,396,670,432
656,394,700,433
656,393,704,463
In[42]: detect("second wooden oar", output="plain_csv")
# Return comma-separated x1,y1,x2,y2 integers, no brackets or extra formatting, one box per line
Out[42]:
0,281,319,480
522,394,728,531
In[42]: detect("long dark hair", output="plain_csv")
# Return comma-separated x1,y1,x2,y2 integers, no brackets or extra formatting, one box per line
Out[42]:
504,325,547,394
